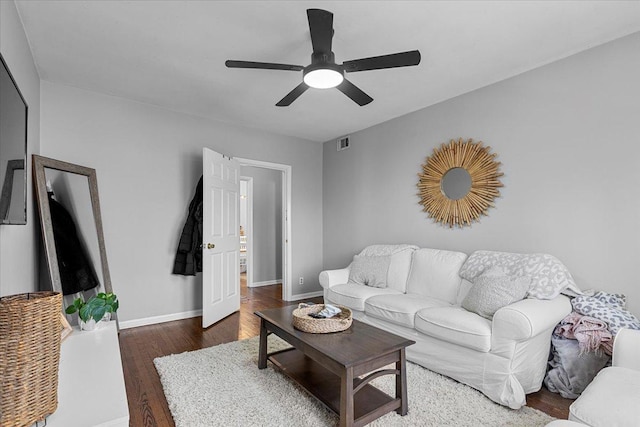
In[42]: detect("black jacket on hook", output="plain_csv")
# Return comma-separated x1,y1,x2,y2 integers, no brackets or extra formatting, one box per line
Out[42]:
173,176,203,276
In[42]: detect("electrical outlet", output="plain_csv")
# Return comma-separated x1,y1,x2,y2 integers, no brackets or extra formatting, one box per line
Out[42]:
299,277,304,285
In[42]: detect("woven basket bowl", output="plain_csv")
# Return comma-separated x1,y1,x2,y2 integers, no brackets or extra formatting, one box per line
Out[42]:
0,291,62,427
292,303,352,333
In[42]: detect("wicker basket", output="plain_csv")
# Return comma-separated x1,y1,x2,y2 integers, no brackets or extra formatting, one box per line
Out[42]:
0,291,63,426
292,303,352,333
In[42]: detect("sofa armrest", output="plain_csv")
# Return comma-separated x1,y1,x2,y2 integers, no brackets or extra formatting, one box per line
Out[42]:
319,268,350,289
492,295,571,341
613,328,640,370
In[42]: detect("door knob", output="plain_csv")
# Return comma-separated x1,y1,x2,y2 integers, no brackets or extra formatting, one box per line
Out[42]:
207,243,215,249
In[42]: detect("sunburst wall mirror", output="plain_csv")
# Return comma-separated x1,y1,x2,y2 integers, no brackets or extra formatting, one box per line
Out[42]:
418,138,503,228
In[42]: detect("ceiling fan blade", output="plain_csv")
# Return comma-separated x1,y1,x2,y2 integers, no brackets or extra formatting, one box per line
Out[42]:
307,9,333,54
276,82,309,107
336,79,373,106
225,60,304,72
342,50,421,73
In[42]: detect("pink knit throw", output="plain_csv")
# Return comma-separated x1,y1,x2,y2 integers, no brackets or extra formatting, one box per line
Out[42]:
555,312,613,355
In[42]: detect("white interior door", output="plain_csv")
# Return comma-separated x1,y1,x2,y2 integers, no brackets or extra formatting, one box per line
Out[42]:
202,147,240,328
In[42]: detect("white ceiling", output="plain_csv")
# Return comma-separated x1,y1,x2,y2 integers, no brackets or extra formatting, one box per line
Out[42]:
15,1,640,142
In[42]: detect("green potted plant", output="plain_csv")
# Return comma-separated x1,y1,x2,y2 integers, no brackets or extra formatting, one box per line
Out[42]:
65,292,119,331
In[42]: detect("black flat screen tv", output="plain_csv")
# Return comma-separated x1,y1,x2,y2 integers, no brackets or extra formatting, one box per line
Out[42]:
0,52,28,224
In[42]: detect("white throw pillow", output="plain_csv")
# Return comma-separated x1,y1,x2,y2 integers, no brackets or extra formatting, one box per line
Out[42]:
357,245,418,292
348,255,390,288
461,266,531,319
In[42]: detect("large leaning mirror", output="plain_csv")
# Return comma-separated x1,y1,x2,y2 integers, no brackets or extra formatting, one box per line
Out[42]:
0,53,28,224
33,155,114,324
417,138,503,228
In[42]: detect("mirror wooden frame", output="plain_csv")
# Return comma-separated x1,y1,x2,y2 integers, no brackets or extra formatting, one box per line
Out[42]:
418,138,503,228
32,155,113,296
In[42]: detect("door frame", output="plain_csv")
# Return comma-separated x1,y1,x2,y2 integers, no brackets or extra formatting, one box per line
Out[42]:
236,157,292,301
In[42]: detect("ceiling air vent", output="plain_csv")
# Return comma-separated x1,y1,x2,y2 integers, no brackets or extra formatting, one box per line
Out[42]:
337,136,350,151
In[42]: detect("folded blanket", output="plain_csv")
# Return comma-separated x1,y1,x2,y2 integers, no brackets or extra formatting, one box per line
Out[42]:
574,316,613,355
555,312,582,340
572,291,640,335
555,312,613,355
458,250,581,300
545,336,610,399
358,244,419,257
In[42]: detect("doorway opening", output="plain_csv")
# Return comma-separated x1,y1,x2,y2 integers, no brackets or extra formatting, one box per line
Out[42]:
236,157,291,301
239,176,252,293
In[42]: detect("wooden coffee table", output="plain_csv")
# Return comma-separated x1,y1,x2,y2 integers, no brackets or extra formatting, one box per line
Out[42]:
255,306,415,427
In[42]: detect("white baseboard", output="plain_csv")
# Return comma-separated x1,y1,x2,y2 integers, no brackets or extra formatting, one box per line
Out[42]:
289,290,324,302
119,309,202,330
248,279,282,288
118,289,322,329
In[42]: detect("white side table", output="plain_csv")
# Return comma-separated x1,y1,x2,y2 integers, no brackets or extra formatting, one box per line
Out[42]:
43,321,129,427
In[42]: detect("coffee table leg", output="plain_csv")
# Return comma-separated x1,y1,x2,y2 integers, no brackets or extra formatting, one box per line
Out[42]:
396,348,408,415
258,318,268,369
340,367,355,427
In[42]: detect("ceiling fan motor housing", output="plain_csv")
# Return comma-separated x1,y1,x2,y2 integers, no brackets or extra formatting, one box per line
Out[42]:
304,55,343,77
311,51,335,65
307,52,344,77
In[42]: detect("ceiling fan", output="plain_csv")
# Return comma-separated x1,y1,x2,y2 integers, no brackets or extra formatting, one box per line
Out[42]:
225,8,421,107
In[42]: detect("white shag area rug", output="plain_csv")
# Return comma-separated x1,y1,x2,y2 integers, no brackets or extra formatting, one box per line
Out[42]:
154,337,555,427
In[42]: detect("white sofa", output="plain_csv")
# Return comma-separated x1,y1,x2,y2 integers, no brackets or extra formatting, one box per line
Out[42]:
546,328,640,426
565,327,640,426
319,245,572,409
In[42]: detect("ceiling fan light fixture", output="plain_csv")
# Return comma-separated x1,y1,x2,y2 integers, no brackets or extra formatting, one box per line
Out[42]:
303,64,344,89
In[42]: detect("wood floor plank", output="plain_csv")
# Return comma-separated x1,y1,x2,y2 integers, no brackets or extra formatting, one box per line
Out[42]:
118,276,571,425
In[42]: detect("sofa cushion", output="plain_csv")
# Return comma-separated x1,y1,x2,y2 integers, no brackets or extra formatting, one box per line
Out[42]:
348,255,390,288
358,245,418,293
462,266,531,319
415,306,492,352
569,366,640,427
327,283,402,312
386,249,415,293
364,294,451,328
406,248,468,304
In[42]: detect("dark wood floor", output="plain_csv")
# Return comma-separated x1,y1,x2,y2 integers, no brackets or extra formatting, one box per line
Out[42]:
118,276,572,426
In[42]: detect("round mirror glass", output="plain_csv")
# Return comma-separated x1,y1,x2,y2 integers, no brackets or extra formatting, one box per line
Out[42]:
441,167,472,200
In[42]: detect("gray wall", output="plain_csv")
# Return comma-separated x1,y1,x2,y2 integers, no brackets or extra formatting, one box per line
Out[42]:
323,32,640,316
0,0,41,297
240,166,282,285
40,81,323,323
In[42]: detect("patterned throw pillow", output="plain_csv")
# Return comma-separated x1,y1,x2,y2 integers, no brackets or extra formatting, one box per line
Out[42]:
459,250,580,300
348,255,391,288
461,266,531,319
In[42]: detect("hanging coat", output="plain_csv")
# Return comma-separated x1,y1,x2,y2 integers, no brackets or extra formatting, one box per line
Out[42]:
173,176,203,275
48,193,100,295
